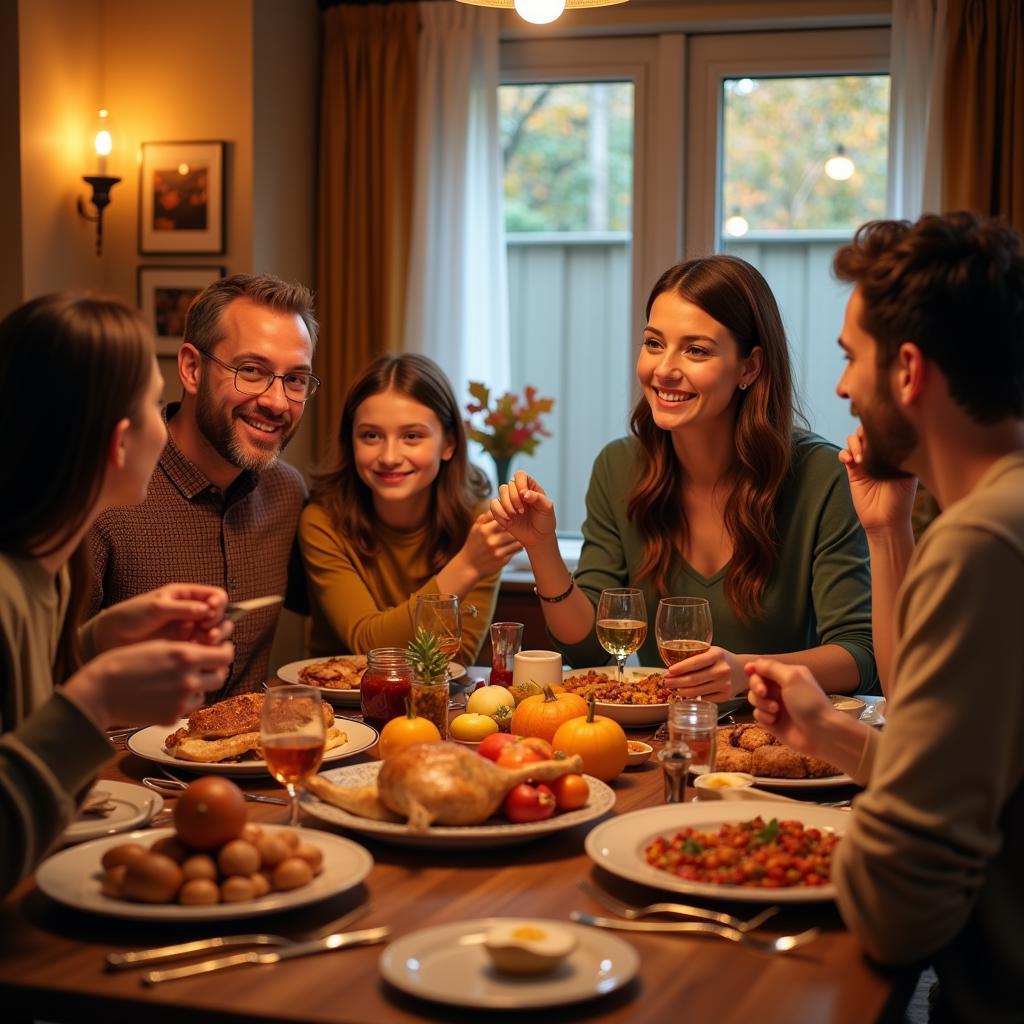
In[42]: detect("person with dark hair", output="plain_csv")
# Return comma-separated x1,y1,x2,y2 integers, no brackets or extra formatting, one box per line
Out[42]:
87,273,317,700
300,354,520,663
491,254,876,697
746,211,1024,1021
0,293,234,897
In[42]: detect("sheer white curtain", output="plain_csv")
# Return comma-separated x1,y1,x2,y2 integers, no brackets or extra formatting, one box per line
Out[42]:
888,0,948,218
403,3,510,404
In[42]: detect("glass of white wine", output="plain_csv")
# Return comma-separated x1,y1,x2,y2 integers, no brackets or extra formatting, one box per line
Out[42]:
260,685,326,826
655,597,713,667
414,594,462,677
596,588,648,684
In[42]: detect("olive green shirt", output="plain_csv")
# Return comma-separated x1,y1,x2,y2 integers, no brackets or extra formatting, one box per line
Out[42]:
555,434,877,693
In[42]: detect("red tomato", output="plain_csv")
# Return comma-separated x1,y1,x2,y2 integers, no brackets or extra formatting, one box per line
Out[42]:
496,736,553,770
477,732,522,763
502,783,556,824
173,776,247,850
549,773,589,811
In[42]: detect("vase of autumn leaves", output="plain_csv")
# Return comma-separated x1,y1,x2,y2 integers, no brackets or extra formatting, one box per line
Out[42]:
464,382,555,486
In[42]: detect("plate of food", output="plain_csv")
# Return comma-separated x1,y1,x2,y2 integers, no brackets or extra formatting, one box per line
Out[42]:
126,693,378,776
36,824,373,921
61,781,164,845
379,918,638,1010
277,656,466,705
302,745,615,849
561,667,672,727
585,801,848,903
713,724,852,789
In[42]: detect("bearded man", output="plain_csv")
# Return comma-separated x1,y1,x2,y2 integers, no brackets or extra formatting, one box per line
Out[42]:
87,274,317,699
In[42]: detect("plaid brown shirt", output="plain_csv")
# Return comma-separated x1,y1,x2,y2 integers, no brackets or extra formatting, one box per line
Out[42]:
85,404,308,699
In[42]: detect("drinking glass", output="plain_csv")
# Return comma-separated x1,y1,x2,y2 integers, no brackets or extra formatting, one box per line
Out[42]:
596,588,647,684
414,594,462,675
667,696,717,774
490,622,524,687
655,597,713,667
260,685,326,826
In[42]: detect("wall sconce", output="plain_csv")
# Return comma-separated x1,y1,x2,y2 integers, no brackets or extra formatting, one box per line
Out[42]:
77,109,121,256
455,0,627,27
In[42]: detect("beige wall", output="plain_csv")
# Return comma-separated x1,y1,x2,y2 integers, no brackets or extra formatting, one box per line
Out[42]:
0,1,22,315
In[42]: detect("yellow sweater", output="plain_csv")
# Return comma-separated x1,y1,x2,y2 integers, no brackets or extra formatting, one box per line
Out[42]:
299,502,499,665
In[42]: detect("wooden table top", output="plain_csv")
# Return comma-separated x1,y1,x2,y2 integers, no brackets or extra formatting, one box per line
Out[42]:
0,708,914,1024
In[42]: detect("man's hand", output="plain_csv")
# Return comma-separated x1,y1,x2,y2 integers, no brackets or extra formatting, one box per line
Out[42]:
89,584,231,652
839,427,917,534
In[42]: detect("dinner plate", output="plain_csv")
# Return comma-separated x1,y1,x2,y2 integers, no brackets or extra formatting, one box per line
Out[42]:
561,666,670,727
302,762,616,848
36,825,373,921
277,658,466,705
585,800,848,903
126,716,378,777
742,772,852,790
61,781,164,845
379,918,638,1009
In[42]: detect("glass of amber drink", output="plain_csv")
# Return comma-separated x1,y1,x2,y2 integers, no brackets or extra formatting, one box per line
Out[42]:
414,594,462,677
261,685,326,826
596,588,647,684
655,597,713,667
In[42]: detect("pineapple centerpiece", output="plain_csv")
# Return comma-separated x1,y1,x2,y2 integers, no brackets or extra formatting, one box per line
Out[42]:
406,629,451,740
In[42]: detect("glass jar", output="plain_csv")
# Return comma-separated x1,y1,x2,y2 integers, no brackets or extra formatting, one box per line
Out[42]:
667,697,717,774
360,648,413,732
411,678,451,740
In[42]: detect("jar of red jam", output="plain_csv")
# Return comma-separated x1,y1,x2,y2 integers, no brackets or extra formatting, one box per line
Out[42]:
360,648,413,732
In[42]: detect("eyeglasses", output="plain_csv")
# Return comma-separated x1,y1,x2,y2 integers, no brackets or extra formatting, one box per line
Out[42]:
199,349,320,402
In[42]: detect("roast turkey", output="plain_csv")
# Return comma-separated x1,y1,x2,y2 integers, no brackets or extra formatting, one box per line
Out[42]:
305,742,584,829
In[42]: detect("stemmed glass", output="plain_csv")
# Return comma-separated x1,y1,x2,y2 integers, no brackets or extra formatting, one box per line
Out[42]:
260,685,326,826
655,597,713,668
596,588,647,684
414,594,462,676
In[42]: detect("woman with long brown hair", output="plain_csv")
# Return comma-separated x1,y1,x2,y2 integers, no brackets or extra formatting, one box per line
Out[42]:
301,354,520,663
491,255,875,698
0,293,235,896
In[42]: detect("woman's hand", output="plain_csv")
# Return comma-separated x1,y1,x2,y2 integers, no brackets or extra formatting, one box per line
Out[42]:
839,427,917,534
459,514,524,577
65,639,235,729
89,584,232,652
663,646,744,702
744,658,833,755
488,470,557,550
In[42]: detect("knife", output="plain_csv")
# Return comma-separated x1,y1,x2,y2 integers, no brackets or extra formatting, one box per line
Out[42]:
224,596,284,622
141,926,391,984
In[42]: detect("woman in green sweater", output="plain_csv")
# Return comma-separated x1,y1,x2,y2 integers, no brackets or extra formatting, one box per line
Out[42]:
491,255,876,698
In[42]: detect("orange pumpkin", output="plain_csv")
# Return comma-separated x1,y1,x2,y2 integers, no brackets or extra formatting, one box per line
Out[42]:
550,696,628,781
378,698,442,759
510,686,588,743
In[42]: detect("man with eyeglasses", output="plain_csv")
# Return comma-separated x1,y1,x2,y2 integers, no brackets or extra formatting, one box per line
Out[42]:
86,273,317,700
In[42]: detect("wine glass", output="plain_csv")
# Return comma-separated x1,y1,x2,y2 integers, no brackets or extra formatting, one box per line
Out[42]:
655,597,713,667
260,685,326,826
414,594,462,675
596,588,647,684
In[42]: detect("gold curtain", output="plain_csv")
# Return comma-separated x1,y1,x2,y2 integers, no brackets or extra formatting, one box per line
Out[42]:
942,0,1024,231
315,4,419,458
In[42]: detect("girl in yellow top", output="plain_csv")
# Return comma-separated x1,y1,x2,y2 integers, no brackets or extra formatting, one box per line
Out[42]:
300,354,521,664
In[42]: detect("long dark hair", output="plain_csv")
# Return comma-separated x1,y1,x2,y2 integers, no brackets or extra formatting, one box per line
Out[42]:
0,293,155,678
627,255,799,619
311,354,489,572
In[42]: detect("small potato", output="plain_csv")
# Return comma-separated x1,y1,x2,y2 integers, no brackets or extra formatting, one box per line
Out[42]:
278,829,300,850
272,856,313,891
294,843,323,875
179,878,220,906
181,854,218,882
100,865,127,898
218,839,261,878
256,835,289,869
150,835,191,863
101,843,147,871
221,875,256,903
241,822,264,845
249,872,271,898
121,852,184,904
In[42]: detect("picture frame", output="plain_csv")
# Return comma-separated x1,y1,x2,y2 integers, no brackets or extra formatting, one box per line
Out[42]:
138,265,225,356
139,141,226,254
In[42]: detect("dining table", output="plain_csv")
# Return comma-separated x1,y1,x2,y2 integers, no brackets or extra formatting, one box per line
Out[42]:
0,676,916,1024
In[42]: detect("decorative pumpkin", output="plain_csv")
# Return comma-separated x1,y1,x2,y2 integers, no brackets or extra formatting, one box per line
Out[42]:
510,686,588,743
550,696,628,782
378,698,442,759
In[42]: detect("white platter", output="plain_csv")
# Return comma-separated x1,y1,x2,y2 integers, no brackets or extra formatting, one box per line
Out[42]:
379,918,638,1009
302,762,615,848
126,716,378,777
36,825,373,921
744,772,852,790
61,781,164,845
277,658,466,706
585,800,848,903
561,666,670,727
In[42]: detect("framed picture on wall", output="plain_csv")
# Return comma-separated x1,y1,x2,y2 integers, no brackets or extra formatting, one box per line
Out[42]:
138,265,225,356
139,141,226,254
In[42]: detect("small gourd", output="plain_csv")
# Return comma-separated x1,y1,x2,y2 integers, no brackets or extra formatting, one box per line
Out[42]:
550,695,628,781
377,698,442,759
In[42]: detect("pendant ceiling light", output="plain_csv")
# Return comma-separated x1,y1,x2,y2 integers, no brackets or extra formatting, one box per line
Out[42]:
455,0,629,28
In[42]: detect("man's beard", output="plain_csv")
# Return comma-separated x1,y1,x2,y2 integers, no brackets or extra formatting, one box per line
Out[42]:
195,381,295,473
856,380,917,481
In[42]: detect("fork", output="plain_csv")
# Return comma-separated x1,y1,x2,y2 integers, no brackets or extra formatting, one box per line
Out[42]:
578,880,779,933
571,911,820,954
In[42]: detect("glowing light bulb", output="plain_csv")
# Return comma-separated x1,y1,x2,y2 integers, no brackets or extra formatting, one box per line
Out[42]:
177,163,191,176
94,130,112,157
93,109,112,173
825,145,855,181
513,0,566,25
724,210,749,237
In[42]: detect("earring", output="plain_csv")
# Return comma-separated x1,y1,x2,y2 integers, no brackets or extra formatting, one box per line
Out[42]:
739,382,748,391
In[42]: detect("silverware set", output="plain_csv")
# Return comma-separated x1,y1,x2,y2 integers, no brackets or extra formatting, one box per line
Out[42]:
143,772,289,806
